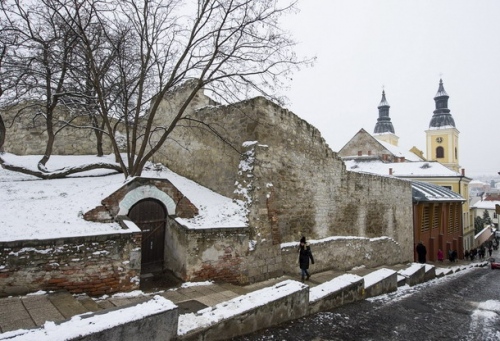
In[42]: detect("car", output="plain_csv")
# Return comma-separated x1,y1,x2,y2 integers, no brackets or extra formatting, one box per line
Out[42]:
490,258,500,269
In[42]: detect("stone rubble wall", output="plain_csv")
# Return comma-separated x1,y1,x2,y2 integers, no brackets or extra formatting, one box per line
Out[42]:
165,220,250,284
280,237,406,276
0,232,141,297
153,93,414,283
1,105,114,156
2,85,415,286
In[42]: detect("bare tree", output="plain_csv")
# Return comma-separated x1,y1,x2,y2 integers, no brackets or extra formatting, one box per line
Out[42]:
0,0,121,176
1,0,311,178
66,0,310,178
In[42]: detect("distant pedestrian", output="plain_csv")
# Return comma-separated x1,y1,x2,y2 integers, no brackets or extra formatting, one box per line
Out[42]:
437,249,444,262
452,250,457,262
470,248,476,261
479,246,485,260
416,241,427,264
298,236,314,282
464,249,470,260
488,246,493,257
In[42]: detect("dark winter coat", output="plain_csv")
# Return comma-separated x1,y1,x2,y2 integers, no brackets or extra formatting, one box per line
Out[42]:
416,242,427,263
299,244,314,270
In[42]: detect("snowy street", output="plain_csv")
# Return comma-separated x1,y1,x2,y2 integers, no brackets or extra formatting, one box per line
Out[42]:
235,264,500,341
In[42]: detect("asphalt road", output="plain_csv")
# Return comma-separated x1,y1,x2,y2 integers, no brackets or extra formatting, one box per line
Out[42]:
234,265,500,341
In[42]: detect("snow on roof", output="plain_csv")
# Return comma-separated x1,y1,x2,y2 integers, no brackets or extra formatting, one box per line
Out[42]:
428,125,456,130
0,154,247,242
469,179,487,185
412,181,465,202
344,159,461,178
376,139,423,162
471,200,500,210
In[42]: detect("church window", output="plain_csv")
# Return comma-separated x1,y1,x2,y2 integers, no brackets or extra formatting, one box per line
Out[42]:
368,150,372,156
357,150,362,156
455,147,457,160
436,146,444,158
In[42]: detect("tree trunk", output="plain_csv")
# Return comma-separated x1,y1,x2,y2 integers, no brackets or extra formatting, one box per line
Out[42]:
0,114,5,152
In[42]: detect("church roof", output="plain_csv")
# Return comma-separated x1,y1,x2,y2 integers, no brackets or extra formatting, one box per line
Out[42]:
429,79,456,129
344,159,461,177
376,139,423,161
378,90,390,108
434,79,449,99
374,90,395,134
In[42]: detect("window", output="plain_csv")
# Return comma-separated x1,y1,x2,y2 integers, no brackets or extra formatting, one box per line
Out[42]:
436,146,444,158
422,206,430,232
432,205,440,229
447,204,461,233
357,151,362,156
442,186,452,190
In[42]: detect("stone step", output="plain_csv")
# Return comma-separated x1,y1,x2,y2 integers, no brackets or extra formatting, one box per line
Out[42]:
0,291,94,333
76,295,102,312
48,291,89,319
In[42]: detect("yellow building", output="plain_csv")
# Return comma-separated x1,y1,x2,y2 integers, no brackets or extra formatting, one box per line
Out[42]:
425,79,460,173
339,80,473,251
424,79,472,251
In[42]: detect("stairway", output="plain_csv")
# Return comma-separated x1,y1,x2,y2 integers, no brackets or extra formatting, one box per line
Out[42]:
0,290,153,334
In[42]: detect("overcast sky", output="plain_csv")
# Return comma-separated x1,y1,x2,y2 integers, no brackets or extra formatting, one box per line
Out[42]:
279,0,500,177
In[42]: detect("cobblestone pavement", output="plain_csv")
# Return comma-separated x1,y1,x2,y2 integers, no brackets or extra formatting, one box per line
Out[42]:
234,264,500,341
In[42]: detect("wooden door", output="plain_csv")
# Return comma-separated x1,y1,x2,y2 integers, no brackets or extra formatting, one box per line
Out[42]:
128,199,166,268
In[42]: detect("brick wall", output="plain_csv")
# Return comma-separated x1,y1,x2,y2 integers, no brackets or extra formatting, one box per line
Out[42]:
0,232,141,297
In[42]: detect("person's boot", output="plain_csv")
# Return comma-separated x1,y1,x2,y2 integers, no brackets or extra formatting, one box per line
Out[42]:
306,274,310,280
301,275,304,282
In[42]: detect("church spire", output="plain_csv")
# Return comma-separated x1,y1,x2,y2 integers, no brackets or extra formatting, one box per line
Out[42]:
374,90,395,134
429,79,455,128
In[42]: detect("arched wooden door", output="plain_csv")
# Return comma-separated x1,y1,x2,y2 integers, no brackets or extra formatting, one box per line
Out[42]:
128,199,166,270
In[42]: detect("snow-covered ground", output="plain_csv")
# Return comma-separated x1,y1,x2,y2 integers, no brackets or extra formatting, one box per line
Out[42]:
0,153,247,242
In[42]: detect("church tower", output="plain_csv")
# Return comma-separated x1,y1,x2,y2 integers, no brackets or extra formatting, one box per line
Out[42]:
373,90,399,146
425,79,460,172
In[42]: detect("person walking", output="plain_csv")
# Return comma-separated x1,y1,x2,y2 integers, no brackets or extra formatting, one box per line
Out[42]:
437,249,444,262
298,236,314,282
416,241,427,264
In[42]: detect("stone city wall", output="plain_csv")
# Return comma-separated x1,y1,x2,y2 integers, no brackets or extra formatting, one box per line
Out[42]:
280,237,406,276
154,94,414,282
1,105,113,156
165,221,250,284
0,232,141,297
2,85,414,286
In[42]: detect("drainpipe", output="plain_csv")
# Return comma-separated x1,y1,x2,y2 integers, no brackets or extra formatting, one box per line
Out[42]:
459,168,465,250
458,168,465,195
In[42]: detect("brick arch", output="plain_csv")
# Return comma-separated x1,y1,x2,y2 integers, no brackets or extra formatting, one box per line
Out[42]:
117,185,176,216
